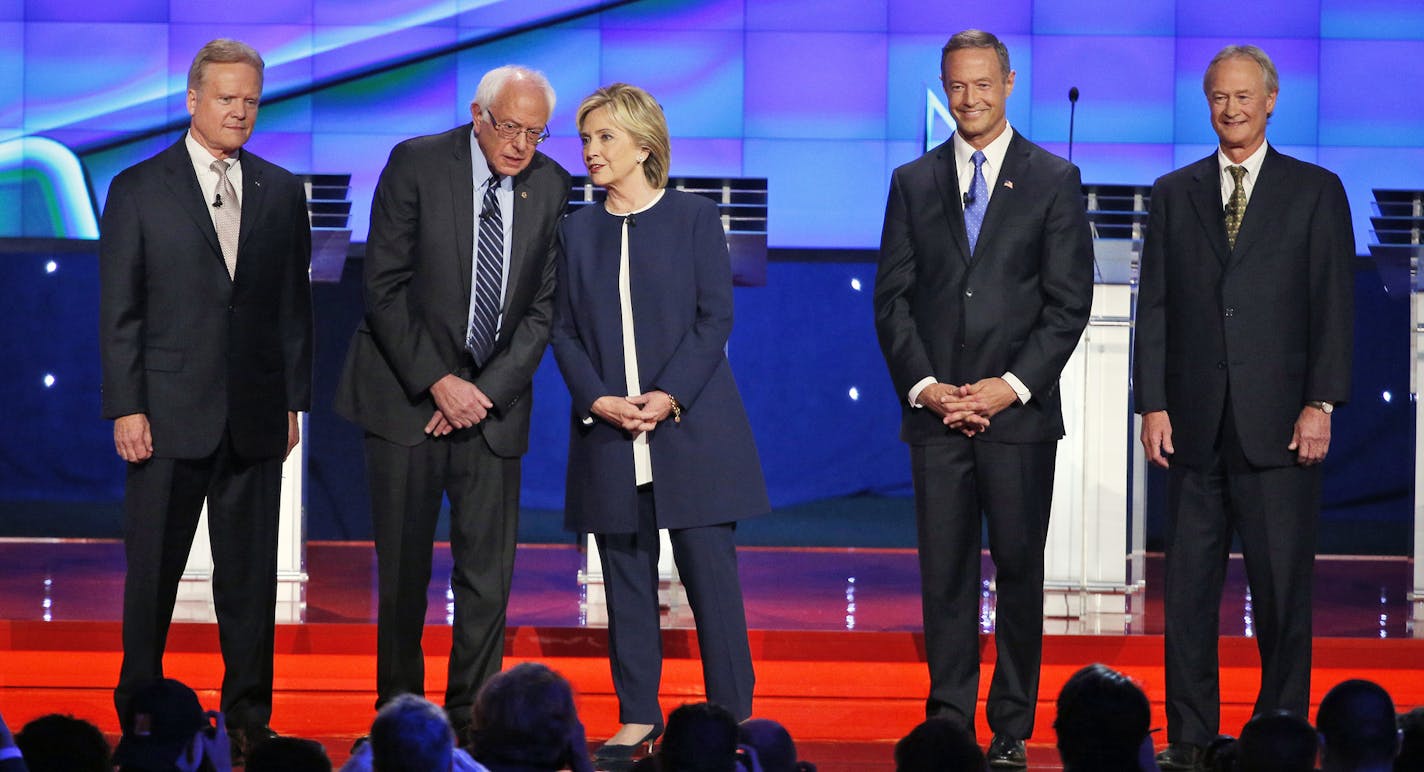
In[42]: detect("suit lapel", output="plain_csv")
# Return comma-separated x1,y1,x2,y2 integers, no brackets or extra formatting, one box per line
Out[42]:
1186,155,1231,265
507,159,541,322
236,151,268,275
451,125,476,305
932,142,972,265
972,133,1030,263
1227,147,1285,267
161,141,224,263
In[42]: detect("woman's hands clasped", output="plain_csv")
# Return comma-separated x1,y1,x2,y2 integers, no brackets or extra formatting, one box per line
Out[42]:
592,390,677,437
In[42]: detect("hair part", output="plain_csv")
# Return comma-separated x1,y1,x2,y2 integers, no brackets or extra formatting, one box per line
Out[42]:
576,83,671,189
941,28,1012,79
187,39,265,94
472,65,556,121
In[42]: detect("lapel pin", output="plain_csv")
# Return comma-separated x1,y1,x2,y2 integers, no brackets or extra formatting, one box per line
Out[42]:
1002,180,1014,189
520,191,528,199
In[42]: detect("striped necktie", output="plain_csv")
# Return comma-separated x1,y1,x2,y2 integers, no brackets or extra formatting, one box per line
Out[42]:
467,176,504,366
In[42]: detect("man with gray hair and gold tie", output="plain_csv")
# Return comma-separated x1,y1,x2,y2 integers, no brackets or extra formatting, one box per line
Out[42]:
99,38,313,763
1134,43,1354,769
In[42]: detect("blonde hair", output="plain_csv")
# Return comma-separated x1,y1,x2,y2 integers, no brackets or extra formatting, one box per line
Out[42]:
576,83,670,189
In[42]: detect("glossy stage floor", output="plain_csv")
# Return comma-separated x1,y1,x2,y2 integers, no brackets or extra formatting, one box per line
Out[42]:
1,540,1421,770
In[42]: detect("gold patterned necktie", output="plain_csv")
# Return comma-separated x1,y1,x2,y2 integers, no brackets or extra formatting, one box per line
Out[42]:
211,159,241,279
1224,165,1247,249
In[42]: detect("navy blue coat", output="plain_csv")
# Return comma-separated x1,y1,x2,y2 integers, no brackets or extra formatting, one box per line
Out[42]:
552,189,769,533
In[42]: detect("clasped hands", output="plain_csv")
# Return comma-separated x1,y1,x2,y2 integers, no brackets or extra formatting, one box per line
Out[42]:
920,377,1018,437
591,390,677,437
426,373,494,437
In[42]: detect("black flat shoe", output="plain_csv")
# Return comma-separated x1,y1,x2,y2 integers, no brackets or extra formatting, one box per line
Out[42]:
593,724,664,764
1156,742,1203,771
986,734,1027,769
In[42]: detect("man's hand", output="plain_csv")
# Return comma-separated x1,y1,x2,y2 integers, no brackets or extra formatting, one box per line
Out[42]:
115,413,153,463
429,374,494,429
958,377,1019,419
591,396,656,435
1141,410,1174,468
424,410,454,437
1288,406,1331,465
285,412,300,460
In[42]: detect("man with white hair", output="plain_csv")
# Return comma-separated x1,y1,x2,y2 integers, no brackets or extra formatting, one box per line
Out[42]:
335,65,571,736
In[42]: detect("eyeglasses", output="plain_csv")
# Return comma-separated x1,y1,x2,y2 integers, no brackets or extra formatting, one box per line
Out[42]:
485,110,549,145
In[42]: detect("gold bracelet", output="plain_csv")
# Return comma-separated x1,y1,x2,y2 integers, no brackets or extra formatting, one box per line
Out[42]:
667,394,682,424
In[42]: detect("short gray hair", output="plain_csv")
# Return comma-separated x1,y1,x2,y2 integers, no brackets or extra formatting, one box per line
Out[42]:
941,29,1011,79
187,38,264,93
471,65,556,120
1203,44,1279,96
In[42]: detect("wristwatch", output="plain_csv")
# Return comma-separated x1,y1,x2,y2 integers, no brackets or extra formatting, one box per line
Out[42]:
1306,400,1334,415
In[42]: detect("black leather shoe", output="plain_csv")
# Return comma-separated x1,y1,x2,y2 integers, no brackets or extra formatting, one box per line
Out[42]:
593,723,664,767
986,735,1027,769
1156,742,1203,771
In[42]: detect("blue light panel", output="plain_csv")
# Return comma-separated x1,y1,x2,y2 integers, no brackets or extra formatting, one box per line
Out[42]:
745,31,888,141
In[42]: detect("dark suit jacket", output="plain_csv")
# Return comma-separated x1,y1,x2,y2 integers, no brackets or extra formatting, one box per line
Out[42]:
874,132,1095,445
552,190,769,533
1133,146,1354,469
335,124,571,456
99,138,313,460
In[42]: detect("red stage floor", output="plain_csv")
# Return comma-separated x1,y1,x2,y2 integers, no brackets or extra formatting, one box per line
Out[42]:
0,540,1420,770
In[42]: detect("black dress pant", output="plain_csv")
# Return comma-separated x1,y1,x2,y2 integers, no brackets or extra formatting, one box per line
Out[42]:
115,431,282,731
1163,410,1320,747
911,437,1056,741
595,486,755,725
365,429,520,722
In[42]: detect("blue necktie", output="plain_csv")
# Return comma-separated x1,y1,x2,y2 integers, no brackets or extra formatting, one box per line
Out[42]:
467,175,503,366
964,150,988,254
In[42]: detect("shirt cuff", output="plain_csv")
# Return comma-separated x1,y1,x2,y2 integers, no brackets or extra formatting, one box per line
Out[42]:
908,376,937,408
1002,372,1031,404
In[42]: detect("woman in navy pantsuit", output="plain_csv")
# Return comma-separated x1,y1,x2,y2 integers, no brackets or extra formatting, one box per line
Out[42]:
551,83,769,763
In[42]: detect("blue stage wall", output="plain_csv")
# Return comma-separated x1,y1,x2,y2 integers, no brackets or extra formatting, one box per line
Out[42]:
3,0,1423,250
0,0,1420,549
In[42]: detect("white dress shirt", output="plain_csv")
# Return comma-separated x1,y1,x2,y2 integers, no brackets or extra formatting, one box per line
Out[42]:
1217,139,1269,208
184,131,242,230
468,130,515,340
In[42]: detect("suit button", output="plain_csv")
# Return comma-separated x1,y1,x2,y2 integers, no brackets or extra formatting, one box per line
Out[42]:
1225,307,1235,317
964,288,974,298
1217,361,1226,369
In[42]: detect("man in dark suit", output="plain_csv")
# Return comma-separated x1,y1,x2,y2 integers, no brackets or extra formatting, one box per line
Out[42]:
1134,44,1353,770
99,38,313,753
334,65,571,733
873,29,1094,768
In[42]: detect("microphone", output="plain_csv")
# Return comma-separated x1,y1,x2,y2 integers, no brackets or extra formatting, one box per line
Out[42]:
962,190,975,207
625,214,637,228
212,192,223,208
479,205,494,220
1067,86,1080,162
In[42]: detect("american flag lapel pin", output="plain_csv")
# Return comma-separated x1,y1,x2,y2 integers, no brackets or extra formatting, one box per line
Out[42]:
1003,180,1014,189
